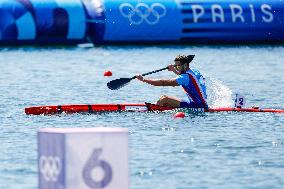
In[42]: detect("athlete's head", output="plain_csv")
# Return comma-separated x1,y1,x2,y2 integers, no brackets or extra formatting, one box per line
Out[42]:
174,55,195,74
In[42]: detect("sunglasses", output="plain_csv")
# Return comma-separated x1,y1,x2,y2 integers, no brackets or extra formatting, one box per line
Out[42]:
175,63,187,69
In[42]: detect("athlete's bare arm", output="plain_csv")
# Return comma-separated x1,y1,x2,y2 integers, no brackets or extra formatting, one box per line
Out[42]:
136,75,178,86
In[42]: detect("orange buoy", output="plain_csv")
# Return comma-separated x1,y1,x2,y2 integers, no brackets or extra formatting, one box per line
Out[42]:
104,70,112,77
174,112,185,118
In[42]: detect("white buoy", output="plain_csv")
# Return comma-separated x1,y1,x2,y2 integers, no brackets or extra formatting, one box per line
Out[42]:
38,127,129,189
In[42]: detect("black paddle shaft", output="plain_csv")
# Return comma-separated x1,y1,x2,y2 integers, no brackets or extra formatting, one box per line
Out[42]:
107,66,169,90
130,66,169,80
107,59,191,90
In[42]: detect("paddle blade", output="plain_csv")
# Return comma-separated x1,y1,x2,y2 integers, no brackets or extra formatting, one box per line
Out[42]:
107,78,132,90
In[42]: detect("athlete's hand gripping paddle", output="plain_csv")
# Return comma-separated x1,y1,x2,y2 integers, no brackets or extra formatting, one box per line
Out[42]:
107,55,194,90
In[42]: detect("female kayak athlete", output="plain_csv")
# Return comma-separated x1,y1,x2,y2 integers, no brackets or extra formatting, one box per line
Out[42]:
136,55,208,109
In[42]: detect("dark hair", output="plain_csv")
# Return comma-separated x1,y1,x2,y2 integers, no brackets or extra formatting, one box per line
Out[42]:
174,55,195,64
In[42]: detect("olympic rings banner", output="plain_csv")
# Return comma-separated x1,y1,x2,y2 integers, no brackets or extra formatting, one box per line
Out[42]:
0,0,284,45
38,128,129,189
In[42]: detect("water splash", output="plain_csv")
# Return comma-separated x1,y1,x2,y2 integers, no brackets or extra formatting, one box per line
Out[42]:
206,78,232,108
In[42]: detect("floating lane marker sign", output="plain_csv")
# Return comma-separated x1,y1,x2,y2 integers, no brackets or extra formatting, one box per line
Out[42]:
38,127,129,189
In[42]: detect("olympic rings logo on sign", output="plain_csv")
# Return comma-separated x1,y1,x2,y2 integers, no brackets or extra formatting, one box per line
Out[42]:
39,156,61,182
119,3,167,25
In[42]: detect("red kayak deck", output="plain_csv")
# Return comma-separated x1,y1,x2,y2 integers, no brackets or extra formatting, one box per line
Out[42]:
25,103,284,115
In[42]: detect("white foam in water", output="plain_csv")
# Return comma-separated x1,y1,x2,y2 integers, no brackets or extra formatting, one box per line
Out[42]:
206,78,232,108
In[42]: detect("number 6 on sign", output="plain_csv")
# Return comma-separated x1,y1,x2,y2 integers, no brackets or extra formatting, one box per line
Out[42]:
234,93,246,108
83,148,112,188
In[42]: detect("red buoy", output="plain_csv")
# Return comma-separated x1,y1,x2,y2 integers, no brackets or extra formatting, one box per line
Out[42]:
174,112,185,118
104,70,112,77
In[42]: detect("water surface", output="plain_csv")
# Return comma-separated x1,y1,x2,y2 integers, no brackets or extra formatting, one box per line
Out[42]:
0,45,284,189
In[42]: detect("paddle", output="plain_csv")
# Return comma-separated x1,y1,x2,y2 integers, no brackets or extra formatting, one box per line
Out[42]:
107,55,195,90
107,67,168,90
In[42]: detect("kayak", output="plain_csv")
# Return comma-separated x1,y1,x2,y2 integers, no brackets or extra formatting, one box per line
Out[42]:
25,103,284,115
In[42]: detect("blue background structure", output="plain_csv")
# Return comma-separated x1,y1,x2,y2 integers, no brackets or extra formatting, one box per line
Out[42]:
0,0,284,45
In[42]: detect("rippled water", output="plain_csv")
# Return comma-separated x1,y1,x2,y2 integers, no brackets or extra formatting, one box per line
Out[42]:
0,45,284,189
